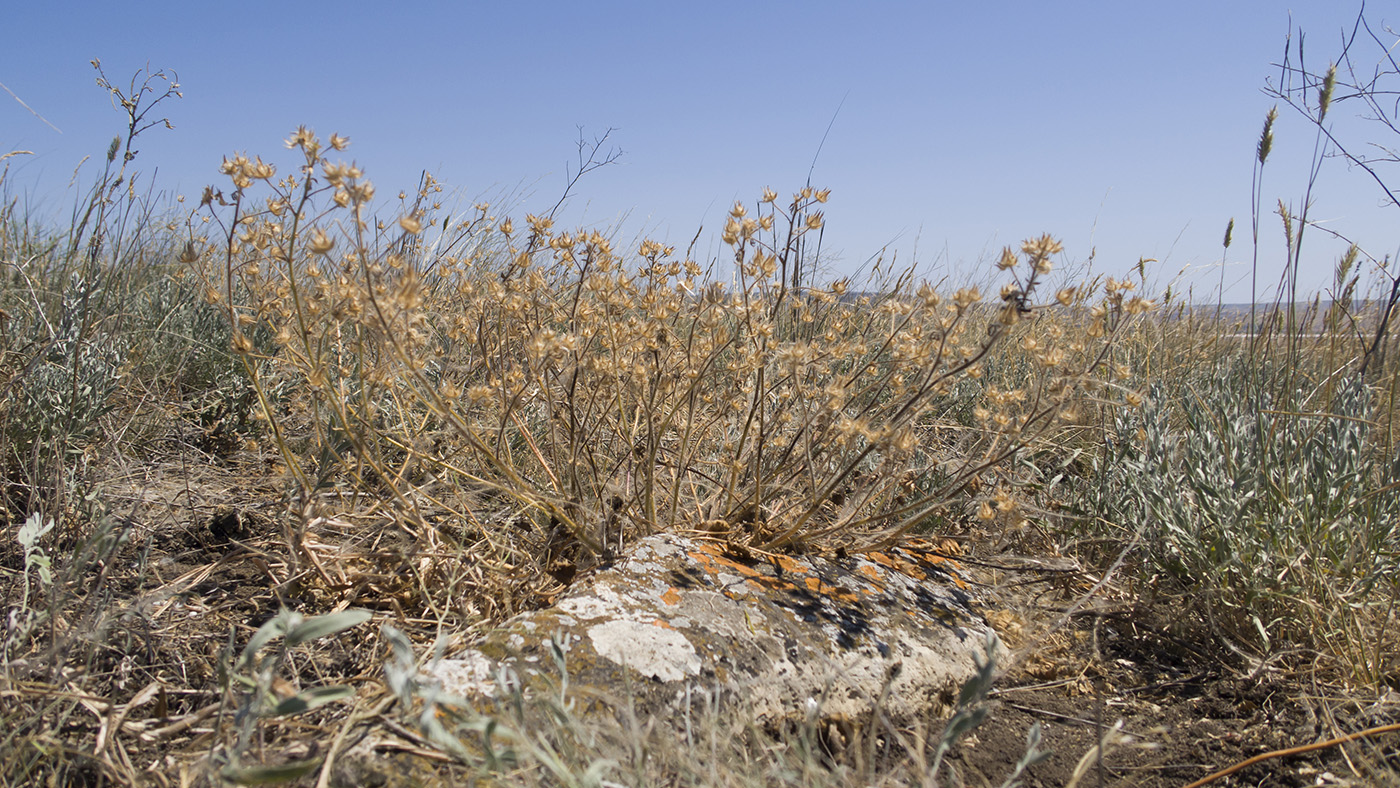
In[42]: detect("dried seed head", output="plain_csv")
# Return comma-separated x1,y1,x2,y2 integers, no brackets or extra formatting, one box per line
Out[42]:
917,282,940,309
1257,107,1277,165
722,218,740,245
248,156,275,180
309,229,335,255
1318,63,1337,122
996,247,1017,271
953,287,981,310
285,125,317,152
1125,297,1155,315
1021,234,1061,258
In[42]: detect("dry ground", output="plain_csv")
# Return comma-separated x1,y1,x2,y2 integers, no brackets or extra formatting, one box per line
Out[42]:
3,436,1398,787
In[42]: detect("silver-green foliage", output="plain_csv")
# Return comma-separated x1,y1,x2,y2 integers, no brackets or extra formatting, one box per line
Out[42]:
1084,366,1400,652
4,275,124,464
930,631,1049,788
126,272,269,446
217,608,371,784
12,513,53,616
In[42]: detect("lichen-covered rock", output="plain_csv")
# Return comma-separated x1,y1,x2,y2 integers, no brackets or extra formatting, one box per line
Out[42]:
426,533,999,729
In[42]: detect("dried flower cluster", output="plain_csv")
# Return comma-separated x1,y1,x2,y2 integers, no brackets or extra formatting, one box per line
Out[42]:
186,128,1151,571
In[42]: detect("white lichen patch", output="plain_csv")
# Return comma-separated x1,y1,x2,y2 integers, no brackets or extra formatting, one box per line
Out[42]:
587,620,701,682
557,582,625,620
430,649,499,698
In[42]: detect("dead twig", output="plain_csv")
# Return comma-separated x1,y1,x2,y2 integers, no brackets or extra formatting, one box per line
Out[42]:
1182,722,1400,788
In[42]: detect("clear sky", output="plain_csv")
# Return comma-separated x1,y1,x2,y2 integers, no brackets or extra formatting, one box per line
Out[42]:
2,1,1395,303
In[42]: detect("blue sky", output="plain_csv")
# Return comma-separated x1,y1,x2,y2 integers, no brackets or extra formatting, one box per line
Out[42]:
2,1,1395,303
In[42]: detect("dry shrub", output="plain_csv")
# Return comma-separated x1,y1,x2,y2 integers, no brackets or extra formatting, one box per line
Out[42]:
185,130,1152,613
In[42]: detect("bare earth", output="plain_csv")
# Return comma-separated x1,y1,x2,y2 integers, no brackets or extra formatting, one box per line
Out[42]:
4,446,1398,787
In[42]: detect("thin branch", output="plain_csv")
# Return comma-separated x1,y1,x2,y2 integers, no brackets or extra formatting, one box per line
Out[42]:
0,80,62,133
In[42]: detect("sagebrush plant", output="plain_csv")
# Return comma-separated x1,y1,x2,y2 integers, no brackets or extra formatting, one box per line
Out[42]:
1080,361,1400,679
2,273,123,460
188,128,1154,590
0,60,184,528
0,63,205,787
1061,5,1400,685
215,608,372,785
0,500,137,787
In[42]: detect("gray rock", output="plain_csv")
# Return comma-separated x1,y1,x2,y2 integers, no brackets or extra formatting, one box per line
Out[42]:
425,533,1000,729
